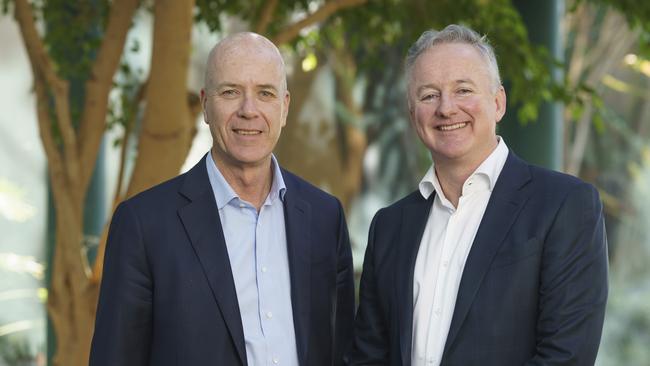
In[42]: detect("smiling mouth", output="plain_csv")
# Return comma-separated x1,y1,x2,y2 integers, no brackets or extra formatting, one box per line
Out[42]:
233,129,262,135
437,122,469,131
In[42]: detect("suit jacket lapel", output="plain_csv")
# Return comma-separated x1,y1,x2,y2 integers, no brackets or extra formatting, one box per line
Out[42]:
397,193,435,366
443,152,532,356
282,171,311,366
177,155,247,366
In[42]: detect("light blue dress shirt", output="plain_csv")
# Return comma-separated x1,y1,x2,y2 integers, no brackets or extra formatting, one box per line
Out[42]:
206,153,299,366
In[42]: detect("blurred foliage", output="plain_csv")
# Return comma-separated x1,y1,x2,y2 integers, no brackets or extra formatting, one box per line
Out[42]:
306,0,557,123
0,0,647,137
564,0,649,196
597,149,650,366
106,59,144,147
39,0,109,81
579,0,650,33
41,0,109,130
575,0,650,59
2,0,577,130
0,334,40,366
0,179,36,223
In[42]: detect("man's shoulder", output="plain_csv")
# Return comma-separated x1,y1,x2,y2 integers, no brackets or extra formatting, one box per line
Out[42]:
124,155,209,209
373,190,426,220
280,168,341,206
120,172,190,213
387,190,425,208
505,158,602,213
502,151,596,195
525,162,596,194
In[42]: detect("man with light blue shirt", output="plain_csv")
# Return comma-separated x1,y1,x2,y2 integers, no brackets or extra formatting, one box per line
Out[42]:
91,32,355,366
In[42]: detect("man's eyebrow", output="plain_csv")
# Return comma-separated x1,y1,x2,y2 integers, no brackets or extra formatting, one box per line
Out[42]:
416,84,439,94
215,82,240,89
257,84,279,91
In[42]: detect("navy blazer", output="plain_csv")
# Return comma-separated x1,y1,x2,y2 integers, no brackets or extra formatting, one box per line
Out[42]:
346,151,608,366
90,155,355,366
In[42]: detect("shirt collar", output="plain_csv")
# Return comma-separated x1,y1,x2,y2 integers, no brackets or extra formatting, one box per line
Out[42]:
206,152,287,210
268,155,287,203
418,136,509,201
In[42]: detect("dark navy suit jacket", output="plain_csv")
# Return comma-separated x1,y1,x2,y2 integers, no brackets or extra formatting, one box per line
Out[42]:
90,154,355,366
346,151,608,366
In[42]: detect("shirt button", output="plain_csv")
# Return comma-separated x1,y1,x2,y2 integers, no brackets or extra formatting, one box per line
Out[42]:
266,311,273,319
273,357,279,364
261,266,267,273
442,260,449,267
434,308,441,316
239,203,245,208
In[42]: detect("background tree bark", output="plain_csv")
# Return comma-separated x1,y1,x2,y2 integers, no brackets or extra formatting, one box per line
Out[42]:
125,0,196,198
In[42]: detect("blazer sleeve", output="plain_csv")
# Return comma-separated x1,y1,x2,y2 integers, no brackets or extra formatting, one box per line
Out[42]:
90,201,153,366
344,213,390,365
526,182,609,365
334,199,356,365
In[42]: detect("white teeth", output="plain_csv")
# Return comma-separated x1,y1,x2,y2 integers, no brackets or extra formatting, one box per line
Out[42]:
437,122,468,131
234,129,261,135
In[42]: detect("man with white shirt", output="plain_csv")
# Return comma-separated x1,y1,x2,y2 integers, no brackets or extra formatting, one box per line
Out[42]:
90,32,354,366
345,24,608,366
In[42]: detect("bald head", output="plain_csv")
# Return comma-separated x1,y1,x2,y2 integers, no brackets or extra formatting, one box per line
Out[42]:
204,32,287,93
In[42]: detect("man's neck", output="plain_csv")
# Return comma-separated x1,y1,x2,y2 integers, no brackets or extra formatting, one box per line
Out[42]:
433,141,498,208
434,162,475,208
211,150,273,211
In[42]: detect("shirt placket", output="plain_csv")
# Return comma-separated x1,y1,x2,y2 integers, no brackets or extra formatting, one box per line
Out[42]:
426,208,457,365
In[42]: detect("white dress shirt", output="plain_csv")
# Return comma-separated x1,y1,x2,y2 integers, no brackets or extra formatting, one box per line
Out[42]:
411,138,509,366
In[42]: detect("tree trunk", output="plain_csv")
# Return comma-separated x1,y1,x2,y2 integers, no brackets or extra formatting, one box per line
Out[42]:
125,0,195,198
275,58,366,212
331,47,367,210
47,185,98,366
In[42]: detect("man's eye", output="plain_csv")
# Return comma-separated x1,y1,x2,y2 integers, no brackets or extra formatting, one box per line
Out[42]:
260,90,276,98
458,88,472,94
221,89,238,96
420,94,437,101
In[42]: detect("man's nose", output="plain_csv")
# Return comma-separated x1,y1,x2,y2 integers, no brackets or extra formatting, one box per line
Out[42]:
435,94,457,118
237,94,259,119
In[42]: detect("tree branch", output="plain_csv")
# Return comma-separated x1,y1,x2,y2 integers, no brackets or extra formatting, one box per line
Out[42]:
272,0,367,45
78,0,140,193
255,0,279,34
566,102,593,176
33,73,67,190
112,81,147,210
566,3,590,89
14,0,80,191
565,7,640,175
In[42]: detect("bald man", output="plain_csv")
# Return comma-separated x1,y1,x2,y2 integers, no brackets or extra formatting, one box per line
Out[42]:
90,33,355,366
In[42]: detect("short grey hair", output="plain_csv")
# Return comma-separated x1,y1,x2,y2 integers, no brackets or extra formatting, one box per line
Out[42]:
405,24,502,91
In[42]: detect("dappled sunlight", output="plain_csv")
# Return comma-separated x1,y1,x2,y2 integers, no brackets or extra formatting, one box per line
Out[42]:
0,253,44,281
0,179,36,223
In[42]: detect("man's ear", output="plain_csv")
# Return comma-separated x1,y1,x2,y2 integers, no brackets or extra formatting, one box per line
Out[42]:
282,90,290,127
407,96,416,126
495,86,507,123
200,89,209,124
